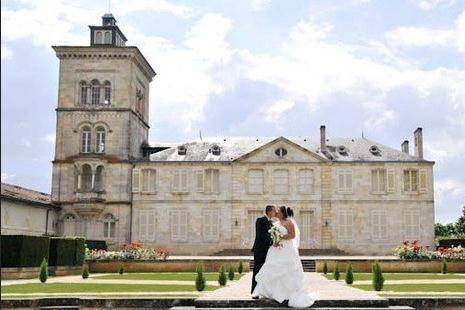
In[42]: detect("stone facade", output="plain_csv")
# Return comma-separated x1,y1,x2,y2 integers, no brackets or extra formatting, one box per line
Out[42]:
51,14,435,255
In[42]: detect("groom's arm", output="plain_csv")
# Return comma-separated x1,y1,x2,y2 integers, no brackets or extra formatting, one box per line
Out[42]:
255,218,272,246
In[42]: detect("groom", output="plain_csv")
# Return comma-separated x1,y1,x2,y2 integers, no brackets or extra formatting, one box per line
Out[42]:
251,205,276,296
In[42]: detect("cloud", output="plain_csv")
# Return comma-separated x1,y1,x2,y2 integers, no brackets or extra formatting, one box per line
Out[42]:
264,99,295,122
413,0,457,10
44,133,55,143
435,178,465,199
114,0,193,18
251,0,272,12
1,173,16,182
364,110,395,130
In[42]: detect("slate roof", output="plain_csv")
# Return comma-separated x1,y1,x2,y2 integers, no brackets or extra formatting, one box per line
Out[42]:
1,182,58,208
149,136,430,163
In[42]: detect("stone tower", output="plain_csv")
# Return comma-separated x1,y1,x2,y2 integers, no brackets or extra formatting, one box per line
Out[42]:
51,14,156,245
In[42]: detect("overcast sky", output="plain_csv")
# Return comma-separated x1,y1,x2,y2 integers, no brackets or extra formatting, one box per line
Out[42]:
1,0,464,223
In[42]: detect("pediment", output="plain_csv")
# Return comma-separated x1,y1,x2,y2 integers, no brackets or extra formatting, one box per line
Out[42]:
234,137,327,163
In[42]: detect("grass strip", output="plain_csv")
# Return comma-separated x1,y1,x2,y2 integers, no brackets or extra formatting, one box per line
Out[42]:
353,283,465,293
94,272,243,281
323,273,465,281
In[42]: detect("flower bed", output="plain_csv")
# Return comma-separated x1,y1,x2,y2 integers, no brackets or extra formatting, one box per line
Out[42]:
394,240,465,261
85,242,170,261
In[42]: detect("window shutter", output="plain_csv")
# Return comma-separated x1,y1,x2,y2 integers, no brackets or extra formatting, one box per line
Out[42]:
338,171,344,191
196,171,204,192
139,210,147,241
181,171,188,192
148,211,156,241
387,169,395,193
132,169,140,192
212,170,220,193
171,211,179,241
173,171,180,192
419,169,427,193
180,211,188,240
149,170,157,193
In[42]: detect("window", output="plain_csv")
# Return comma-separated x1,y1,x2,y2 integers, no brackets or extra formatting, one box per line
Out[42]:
170,209,188,242
81,126,92,153
403,169,419,192
247,210,262,242
139,209,156,242
248,169,264,194
132,169,140,192
81,164,93,191
103,213,116,238
275,147,287,158
300,210,316,246
80,81,88,104
372,210,388,241
204,169,220,194
95,127,106,153
172,170,188,193
103,81,111,104
337,169,353,193
338,209,353,241
371,169,386,193
63,214,76,236
104,31,111,44
419,170,427,193
195,171,204,192
94,165,104,191
95,31,102,43
203,209,219,242
404,210,420,240
91,79,100,104
136,87,145,115
273,169,289,194
298,169,314,194
141,169,156,193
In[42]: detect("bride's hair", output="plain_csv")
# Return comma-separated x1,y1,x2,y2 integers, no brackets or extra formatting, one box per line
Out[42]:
286,207,294,218
279,206,288,218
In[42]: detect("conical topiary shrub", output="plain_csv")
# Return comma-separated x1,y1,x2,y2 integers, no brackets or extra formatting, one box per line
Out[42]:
39,258,48,283
333,262,340,280
322,261,328,275
218,266,227,286
238,261,244,274
118,263,124,275
228,264,235,281
345,263,354,285
441,259,447,274
82,263,89,279
195,263,206,292
372,261,385,291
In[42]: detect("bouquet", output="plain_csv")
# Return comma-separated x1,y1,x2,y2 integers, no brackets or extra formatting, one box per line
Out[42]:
268,221,284,247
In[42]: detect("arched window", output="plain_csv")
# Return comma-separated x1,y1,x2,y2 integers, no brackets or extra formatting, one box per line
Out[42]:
94,165,104,191
81,126,92,153
63,214,76,236
95,31,102,44
103,81,111,104
103,213,116,238
95,126,106,153
91,79,100,105
82,164,93,192
80,81,88,105
104,31,112,44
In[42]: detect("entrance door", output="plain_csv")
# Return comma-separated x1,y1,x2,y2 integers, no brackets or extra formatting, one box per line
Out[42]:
246,210,262,248
299,210,317,248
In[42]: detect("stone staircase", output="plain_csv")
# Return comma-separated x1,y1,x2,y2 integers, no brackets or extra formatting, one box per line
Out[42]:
214,248,348,256
250,259,316,272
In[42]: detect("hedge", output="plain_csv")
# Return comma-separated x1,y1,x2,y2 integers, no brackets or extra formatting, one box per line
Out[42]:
1,235,50,268
75,238,86,266
85,239,107,251
438,239,465,248
49,237,79,266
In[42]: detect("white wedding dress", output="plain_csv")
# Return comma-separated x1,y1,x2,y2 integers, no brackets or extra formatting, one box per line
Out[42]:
252,220,318,308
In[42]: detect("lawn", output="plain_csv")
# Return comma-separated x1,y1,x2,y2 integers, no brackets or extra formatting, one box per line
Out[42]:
323,273,465,281
94,272,244,281
353,283,465,293
1,283,215,295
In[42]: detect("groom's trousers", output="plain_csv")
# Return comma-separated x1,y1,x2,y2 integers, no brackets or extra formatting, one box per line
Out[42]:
251,250,268,294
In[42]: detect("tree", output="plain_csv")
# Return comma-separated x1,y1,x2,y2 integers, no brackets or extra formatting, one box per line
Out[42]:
345,263,354,285
195,263,206,291
218,266,227,286
322,261,328,274
372,261,385,291
238,261,244,274
333,262,340,281
82,263,89,279
228,264,235,281
441,259,447,274
118,264,124,275
39,258,48,283
455,206,465,236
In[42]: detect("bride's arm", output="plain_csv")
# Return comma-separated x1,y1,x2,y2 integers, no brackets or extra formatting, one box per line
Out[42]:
283,221,295,240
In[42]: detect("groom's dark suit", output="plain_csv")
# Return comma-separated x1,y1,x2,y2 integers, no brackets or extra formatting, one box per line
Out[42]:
251,215,272,294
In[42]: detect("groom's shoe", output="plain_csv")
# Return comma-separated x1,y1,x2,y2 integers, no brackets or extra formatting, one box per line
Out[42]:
251,296,259,300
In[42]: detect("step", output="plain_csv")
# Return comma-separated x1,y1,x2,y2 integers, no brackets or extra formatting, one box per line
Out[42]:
194,298,391,308
38,307,80,310
174,307,413,310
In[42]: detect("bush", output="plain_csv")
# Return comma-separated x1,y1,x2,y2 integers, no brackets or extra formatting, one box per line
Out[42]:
218,266,227,286
82,263,89,279
85,240,108,251
238,261,244,274
441,259,447,274
333,262,340,280
323,261,328,274
345,263,354,285
439,239,465,248
38,258,48,283
49,237,78,266
195,263,206,292
75,238,85,266
228,264,235,281
372,261,385,291
1,235,50,268
118,264,124,274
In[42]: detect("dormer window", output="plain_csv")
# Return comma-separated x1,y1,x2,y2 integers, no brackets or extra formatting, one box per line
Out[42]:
275,147,288,158
370,145,381,156
178,145,187,155
211,145,221,155
337,145,348,155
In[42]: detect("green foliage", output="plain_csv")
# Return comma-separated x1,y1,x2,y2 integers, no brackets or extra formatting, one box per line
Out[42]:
323,261,328,274
49,237,79,266
441,259,447,274
333,262,340,281
38,258,48,283
75,238,85,266
118,264,124,275
228,264,235,281
435,223,458,238
238,261,244,274
218,266,227,286
372,261,385,291
438,239,465,248
1,235,50,268
195,263,206,292
84,240,108,251
82,263,89,279
456,206,465,236
345,263,354,285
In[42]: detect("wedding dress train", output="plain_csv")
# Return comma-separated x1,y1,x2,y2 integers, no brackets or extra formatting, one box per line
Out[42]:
252,222,317,308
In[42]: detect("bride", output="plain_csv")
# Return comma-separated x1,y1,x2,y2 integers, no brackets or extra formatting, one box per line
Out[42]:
252,206,318,308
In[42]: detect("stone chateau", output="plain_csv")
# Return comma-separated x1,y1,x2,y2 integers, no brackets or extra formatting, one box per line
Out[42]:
49,14,434,255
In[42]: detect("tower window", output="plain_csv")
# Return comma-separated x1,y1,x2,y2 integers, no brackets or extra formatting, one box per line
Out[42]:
95,126,106,153
81,126,92,153
104,31,112,44
91,79,100,104
103,213,116,238
94,165,104,191
104,81,111,104
81,164,93,192
95,31,102,44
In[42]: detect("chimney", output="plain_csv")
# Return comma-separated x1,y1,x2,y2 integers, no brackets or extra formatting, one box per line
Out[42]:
401,140,409,154
320,125,326,151
414,128,423,159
